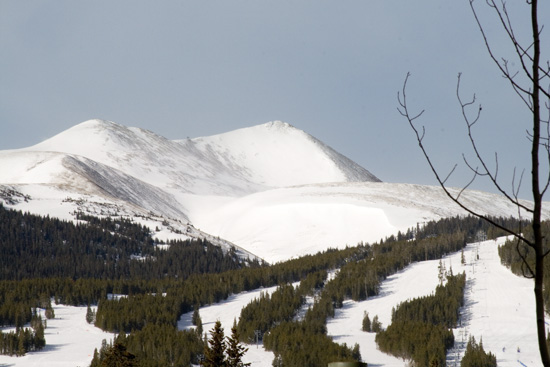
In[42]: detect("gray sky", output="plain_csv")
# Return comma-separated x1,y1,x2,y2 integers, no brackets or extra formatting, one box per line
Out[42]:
1,1,546,199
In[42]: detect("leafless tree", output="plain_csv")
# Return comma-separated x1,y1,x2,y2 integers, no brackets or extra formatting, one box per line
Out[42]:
398,0,550,365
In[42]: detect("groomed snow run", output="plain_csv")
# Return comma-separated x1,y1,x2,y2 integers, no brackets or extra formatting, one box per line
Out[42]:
0,237,544,366
0,304,113,367
327,237,543,367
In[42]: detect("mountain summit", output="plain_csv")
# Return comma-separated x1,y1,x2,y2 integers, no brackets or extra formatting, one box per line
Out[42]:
185,121,381,188
25,119,380,196
1,119,546,262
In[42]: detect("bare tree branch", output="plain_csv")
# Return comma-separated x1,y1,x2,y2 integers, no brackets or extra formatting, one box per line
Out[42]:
456,73,534,212
399,73,534,246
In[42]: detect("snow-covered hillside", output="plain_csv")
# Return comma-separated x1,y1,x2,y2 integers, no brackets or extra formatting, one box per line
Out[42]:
1,119,548,263
21,119,379,196
185,121,380,187
185,182,550,262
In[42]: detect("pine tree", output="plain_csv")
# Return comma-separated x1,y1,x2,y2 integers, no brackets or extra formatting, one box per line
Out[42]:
45,302,55,320
101,342,139,367
226,319,250,367
362,311,371,332
437,259,446,285
90,348,101,367
192,304,203,336
192,304,201,325
204,320,226,367
34,322,45,350
372,315,382,333
461,336,496,367
86,304,96,324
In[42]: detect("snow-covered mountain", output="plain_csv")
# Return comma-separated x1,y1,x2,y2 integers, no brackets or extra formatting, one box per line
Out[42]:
1,119,547,262
21,119,379,196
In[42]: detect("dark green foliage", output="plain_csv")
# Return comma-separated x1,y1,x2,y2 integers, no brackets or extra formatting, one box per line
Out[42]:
247,215,504,367
376,320,454,367
390,273,466,328
90,348,101,367
264,320,361,367
0,326,46,356
92,326,204,367
362,311,371,332
376,273,466,367
371,315,382,333
460,336,497,367
192,304,203,335
0,204,251,281
204,320,226,367
226,319,250,367
45,301,55,319
122,325,203,367
87,304,96,324
237,283,305,341
95,293,180,333
100,342,139,367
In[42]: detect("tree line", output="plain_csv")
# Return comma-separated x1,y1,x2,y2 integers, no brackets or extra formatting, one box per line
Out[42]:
0,204,253,281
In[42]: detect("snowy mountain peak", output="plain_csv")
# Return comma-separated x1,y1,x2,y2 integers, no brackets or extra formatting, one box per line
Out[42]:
6,119,381,198
29,119,164,157
189,121,381,187
262,120,294,130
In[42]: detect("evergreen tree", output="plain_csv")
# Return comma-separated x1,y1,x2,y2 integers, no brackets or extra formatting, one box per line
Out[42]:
86,304,96,324
362,311,371,332
45,302,55,320
204,320,226,367
437,259,446,285
34,322,45,350
371,315,382,333
461,336,496,367
226,319,250,367
192,304,203,336
90,348,101,367
101,342,139,367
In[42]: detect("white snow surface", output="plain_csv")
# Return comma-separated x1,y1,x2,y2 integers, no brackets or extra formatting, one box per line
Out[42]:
0,304,113,367
187,182,550,263
21,119,379,196
1,119,548,263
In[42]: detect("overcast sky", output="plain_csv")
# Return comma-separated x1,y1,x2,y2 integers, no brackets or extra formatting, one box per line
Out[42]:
1,1,547,199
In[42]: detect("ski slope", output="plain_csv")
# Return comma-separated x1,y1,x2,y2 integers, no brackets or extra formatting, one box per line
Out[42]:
0,237,544,366
0,304,112,367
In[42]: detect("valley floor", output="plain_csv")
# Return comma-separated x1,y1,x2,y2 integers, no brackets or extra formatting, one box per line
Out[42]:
0,237,544,367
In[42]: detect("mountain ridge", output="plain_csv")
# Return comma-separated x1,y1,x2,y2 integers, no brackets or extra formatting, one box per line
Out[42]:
1,119,547,262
